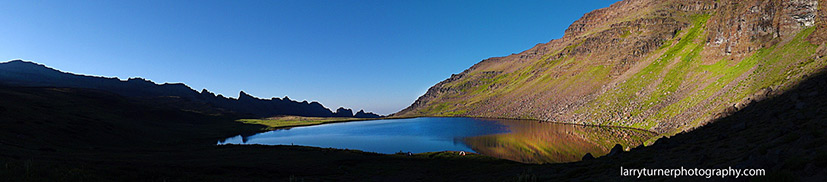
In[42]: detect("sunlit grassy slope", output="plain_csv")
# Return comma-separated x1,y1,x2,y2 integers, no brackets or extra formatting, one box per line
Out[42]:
398,10,827,135
582,23,822,134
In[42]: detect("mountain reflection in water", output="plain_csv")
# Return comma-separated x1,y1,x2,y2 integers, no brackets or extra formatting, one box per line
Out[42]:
219,117,655,163
463,120,654,163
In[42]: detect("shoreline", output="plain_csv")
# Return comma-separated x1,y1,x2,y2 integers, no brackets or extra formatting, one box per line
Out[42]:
386,115,659,135
227,115,657,162
234,115,659,143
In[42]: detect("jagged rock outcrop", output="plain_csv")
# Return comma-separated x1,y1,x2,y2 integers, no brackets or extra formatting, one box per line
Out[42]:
354,110,382,118
395,0,827,135
332,107,354,117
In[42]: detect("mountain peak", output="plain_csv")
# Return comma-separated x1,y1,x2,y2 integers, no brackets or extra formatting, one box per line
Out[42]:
333,107,354,117
199,89,217,98
3,59,33,64
126,77,153,84
354,109,382,118
238,91,255,100
1,59,56,71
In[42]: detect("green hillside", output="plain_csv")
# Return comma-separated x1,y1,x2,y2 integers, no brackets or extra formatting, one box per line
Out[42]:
395,0,827,135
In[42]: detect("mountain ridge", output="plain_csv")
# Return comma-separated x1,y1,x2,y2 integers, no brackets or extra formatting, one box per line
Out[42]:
0,60,382,118
394,0,826,135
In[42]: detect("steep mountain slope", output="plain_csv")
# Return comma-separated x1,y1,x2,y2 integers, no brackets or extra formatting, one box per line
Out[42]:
0,60,381,118
395,0,827,135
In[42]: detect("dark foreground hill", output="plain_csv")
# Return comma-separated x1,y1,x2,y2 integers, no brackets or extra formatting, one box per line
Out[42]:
0,60,381,118
0,65,824,181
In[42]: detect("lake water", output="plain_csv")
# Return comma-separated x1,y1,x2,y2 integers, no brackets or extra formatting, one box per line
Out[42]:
218,117,655,163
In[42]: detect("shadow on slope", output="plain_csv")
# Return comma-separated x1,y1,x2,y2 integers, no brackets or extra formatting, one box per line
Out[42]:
527,67,827,181
0,86,263,149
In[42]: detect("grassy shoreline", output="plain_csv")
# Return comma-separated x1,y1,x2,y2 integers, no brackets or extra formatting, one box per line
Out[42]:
237,116,384,130
390,115,659,135
239,115,657,136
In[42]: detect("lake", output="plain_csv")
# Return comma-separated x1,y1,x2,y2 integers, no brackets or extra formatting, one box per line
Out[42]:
218,117,655,163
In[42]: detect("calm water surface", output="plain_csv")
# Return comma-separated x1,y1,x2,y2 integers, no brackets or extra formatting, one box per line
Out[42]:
218,117,654,163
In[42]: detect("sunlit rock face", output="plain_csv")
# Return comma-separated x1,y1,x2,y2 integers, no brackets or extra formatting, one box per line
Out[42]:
395,0,827,135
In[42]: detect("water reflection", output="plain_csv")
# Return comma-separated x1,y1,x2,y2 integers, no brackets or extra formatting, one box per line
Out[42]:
219,117,510,154
218,117,654,164
463,120,653,163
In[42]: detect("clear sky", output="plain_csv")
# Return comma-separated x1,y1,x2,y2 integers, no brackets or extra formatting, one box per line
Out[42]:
1,0,618,115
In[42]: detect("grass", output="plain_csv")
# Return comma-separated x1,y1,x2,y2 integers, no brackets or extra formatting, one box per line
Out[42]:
660,26,819,133
237,116,377,130
575,14,711,130
569,14,822,134
399,3,826,136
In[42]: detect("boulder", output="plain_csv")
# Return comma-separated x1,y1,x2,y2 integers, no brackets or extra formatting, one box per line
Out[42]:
607,144,624,157
582,153,595,160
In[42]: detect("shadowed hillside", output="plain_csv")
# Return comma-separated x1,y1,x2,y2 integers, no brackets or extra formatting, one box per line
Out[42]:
524,65,827,181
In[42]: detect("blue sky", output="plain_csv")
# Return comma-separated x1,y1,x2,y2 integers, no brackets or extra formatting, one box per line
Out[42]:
1,0,618,115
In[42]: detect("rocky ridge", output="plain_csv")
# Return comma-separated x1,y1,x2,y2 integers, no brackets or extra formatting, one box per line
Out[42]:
395,0,827,135
0,60,383,118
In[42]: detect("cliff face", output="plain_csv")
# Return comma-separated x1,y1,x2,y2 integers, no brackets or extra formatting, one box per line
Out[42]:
395,0,827,134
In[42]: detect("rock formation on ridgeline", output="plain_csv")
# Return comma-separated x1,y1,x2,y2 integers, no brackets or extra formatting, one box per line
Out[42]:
332,107,354,117
395,0,827,135
354,110,382,118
